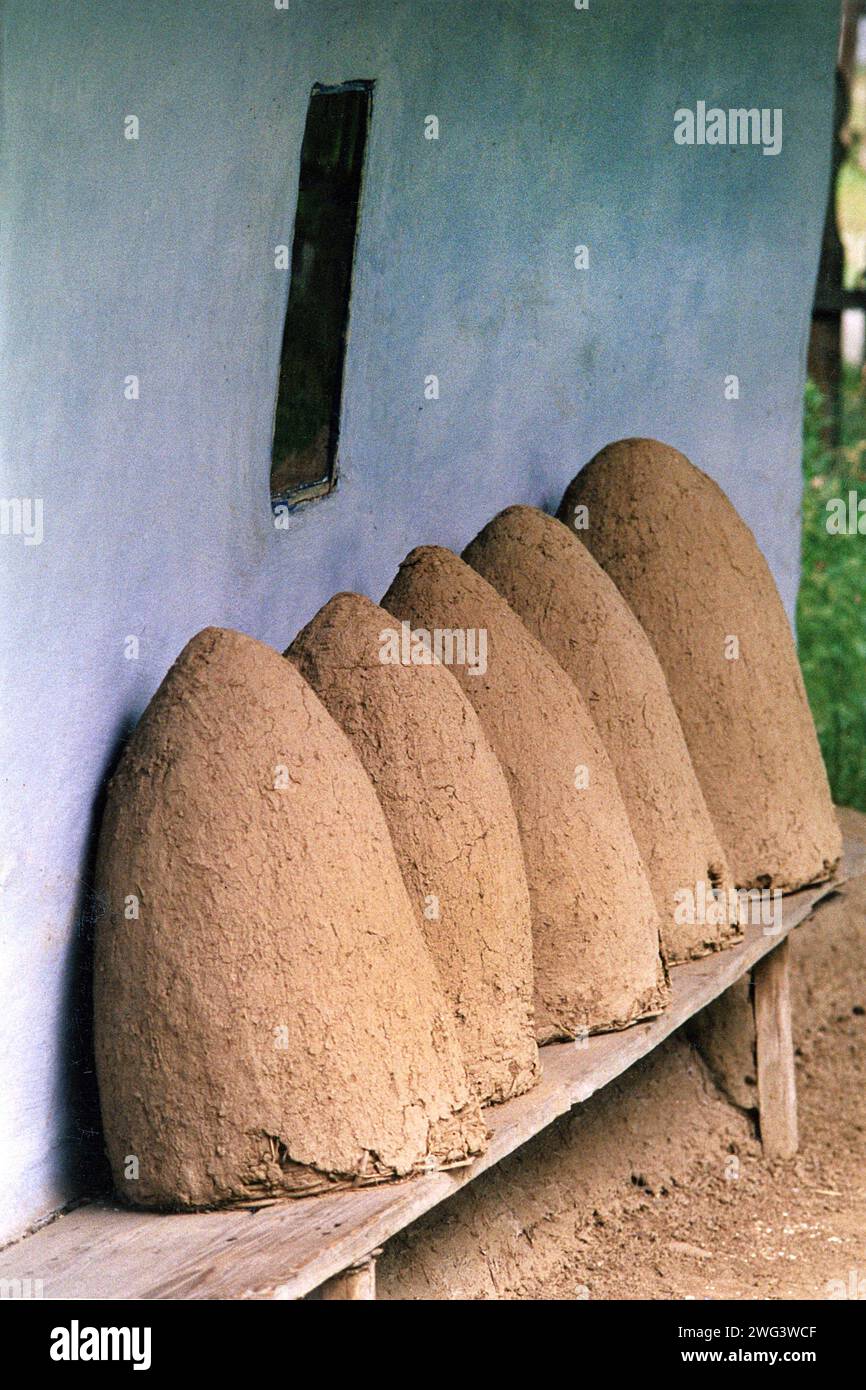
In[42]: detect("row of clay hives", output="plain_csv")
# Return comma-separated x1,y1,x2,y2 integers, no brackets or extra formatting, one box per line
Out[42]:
93,437,841,1212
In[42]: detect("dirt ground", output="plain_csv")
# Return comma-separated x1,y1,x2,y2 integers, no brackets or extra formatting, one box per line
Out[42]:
529,1007,866,1300
379,808,866,1301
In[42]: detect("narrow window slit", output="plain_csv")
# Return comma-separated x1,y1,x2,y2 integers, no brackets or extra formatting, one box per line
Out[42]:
270,80,373,507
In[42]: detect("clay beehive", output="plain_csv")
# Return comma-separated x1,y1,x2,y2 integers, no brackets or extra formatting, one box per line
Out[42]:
287,592,539,1104
94,626,486,1210
381,547,669,1043
559,438,841,890
463,506,741,964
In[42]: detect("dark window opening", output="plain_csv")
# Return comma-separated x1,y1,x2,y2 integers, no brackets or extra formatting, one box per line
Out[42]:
270,81,373,506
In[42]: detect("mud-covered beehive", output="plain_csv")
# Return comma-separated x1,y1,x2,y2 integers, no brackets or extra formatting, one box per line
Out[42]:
559,438,841,890
288,592,539,1104
463,505,741,963
94,626,486,1209
382,547,669,1043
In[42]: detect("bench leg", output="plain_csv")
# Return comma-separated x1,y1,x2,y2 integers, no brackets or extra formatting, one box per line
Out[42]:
752,939,798,1160
317,1251,380,1300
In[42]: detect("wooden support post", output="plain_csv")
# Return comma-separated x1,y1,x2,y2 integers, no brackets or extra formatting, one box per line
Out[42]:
317,1250,380,1300
752,939,798,1160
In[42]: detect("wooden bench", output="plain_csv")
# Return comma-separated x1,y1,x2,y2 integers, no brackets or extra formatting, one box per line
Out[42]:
2,840,862,1301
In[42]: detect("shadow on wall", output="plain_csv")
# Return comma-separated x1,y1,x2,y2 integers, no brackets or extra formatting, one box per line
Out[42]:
55,717,140,1203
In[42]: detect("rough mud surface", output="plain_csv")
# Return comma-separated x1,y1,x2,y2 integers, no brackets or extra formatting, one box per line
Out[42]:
287,592,539,1105
94,626,486,1210
531,1007,866,1301
464,505,740,964
559,438,841,891
382,546,668,1043
378,809,866,1301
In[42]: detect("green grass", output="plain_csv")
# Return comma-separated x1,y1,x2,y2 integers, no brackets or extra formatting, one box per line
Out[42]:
837,160,866,237
797,373,866,810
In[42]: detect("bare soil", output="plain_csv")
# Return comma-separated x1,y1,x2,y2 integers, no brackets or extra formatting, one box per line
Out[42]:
379,810,866,1300
527,1007,866,1300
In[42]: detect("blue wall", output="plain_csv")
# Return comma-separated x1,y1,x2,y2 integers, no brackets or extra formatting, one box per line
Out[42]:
0,0,837,1241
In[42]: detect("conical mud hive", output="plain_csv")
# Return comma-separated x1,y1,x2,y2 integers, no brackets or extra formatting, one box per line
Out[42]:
288,592,539,1104
382,548,668,1043
94,626,486,1210
559,438,841,890
463,506,741,963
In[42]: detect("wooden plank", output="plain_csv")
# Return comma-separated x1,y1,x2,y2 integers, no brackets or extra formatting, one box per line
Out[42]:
753,939,798,1159
1,840,861,1302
